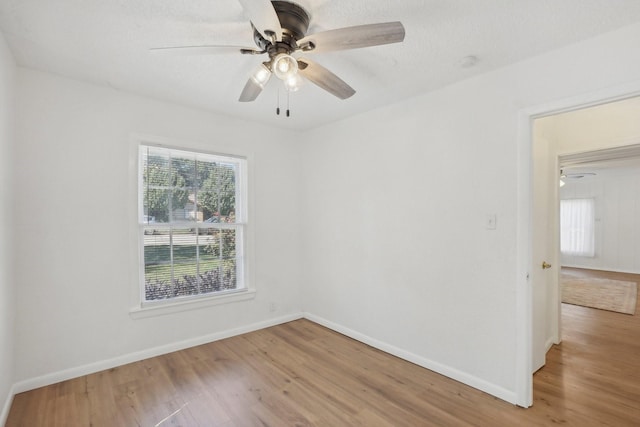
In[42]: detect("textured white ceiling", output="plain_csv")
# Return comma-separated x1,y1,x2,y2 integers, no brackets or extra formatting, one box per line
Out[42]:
2,0,640,130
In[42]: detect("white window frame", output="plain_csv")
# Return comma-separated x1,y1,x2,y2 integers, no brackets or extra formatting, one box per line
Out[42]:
129,137,255,318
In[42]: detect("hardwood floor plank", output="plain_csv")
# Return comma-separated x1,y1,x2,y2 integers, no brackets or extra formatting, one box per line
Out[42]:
6,268,640,426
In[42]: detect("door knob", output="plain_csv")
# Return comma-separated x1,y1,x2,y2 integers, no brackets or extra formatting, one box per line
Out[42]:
542,261,552,269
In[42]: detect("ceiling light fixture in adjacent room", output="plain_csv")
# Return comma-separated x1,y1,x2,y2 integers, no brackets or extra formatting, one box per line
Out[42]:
559,170,597,187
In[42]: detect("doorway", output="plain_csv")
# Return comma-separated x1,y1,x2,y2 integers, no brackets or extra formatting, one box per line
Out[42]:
533,98,640,374
516,88,640,408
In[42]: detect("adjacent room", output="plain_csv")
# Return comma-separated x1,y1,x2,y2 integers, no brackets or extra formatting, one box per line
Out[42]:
531,99,640,427
2,1,640,425
559,162,640,315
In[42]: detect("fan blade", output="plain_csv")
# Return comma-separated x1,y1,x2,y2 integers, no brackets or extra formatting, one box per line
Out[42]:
239,77,264,102
297,22,405,53
237,0,283,42
297,58,355,100
150,45,261,56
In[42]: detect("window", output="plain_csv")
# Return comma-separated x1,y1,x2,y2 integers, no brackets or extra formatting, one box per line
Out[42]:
139,144,247,304
560,198,595,257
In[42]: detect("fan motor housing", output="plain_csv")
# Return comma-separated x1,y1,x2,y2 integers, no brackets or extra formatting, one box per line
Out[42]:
253,1,310,53
272,1,310,40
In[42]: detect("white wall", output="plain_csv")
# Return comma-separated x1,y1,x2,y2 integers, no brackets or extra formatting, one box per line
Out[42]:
300,22,640,403
12,69,304,386
560,168,640,273
0,30,16,424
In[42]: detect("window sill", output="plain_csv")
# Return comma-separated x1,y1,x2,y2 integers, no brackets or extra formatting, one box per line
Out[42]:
129,288,256,319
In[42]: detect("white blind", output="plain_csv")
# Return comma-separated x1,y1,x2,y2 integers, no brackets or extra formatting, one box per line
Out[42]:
560,198,595,257
139,145,245,302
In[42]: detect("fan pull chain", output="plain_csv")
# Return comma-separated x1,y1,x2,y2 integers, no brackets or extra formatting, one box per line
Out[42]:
276,89,280,115
286,91,290,117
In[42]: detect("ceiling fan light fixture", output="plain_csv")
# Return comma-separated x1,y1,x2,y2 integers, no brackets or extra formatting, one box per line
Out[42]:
273,53,298,80
153,1,405,106
251,63,272,88
284,74,304,92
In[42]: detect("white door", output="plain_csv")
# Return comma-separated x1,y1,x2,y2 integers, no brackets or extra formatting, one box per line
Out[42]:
531,133,554,373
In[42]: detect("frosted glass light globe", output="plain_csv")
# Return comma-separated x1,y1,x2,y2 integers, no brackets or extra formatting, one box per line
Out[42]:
273,54,298,80
283,74,303,92
251,64,271,88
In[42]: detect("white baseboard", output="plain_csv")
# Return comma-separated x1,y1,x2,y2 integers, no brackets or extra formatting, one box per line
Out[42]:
561,265,640,275
545,337,556,353
9,311,517,409
1,383,16,427
303,312,518,405
12,313,303,394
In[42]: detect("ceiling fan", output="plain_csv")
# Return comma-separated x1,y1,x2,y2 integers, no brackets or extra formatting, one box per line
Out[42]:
151,0,405,102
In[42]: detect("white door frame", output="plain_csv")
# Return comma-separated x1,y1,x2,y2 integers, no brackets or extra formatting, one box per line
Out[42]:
515,81,640,407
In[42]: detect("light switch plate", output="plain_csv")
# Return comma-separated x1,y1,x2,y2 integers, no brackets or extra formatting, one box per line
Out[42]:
486,214,497,230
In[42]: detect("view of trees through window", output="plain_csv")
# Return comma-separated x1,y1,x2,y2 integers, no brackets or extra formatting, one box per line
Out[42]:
140,145,244,301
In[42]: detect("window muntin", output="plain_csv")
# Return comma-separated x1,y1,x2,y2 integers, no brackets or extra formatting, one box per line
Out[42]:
139,145,246,303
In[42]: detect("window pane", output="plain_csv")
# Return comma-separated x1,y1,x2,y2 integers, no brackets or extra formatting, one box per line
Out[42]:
144,234,172,300
143,188,171,223
198,228,237,292
169,188,194,224
142,148,172,223
196,160,217,221
171,155,196,187
170,156,196,223
143,149,170,186
216,163,237,221
199,228,221,258
172,230,199,297
196,161,237,223
221,228,236,259
198,187,219,223
221,259,237,291
198,229,222,293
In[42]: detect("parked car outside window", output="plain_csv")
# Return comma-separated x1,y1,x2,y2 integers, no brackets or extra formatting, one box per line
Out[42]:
190,216,220,234
143,215,157,235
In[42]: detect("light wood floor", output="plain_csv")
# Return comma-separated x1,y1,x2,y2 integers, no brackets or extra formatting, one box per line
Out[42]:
7,268,640,426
